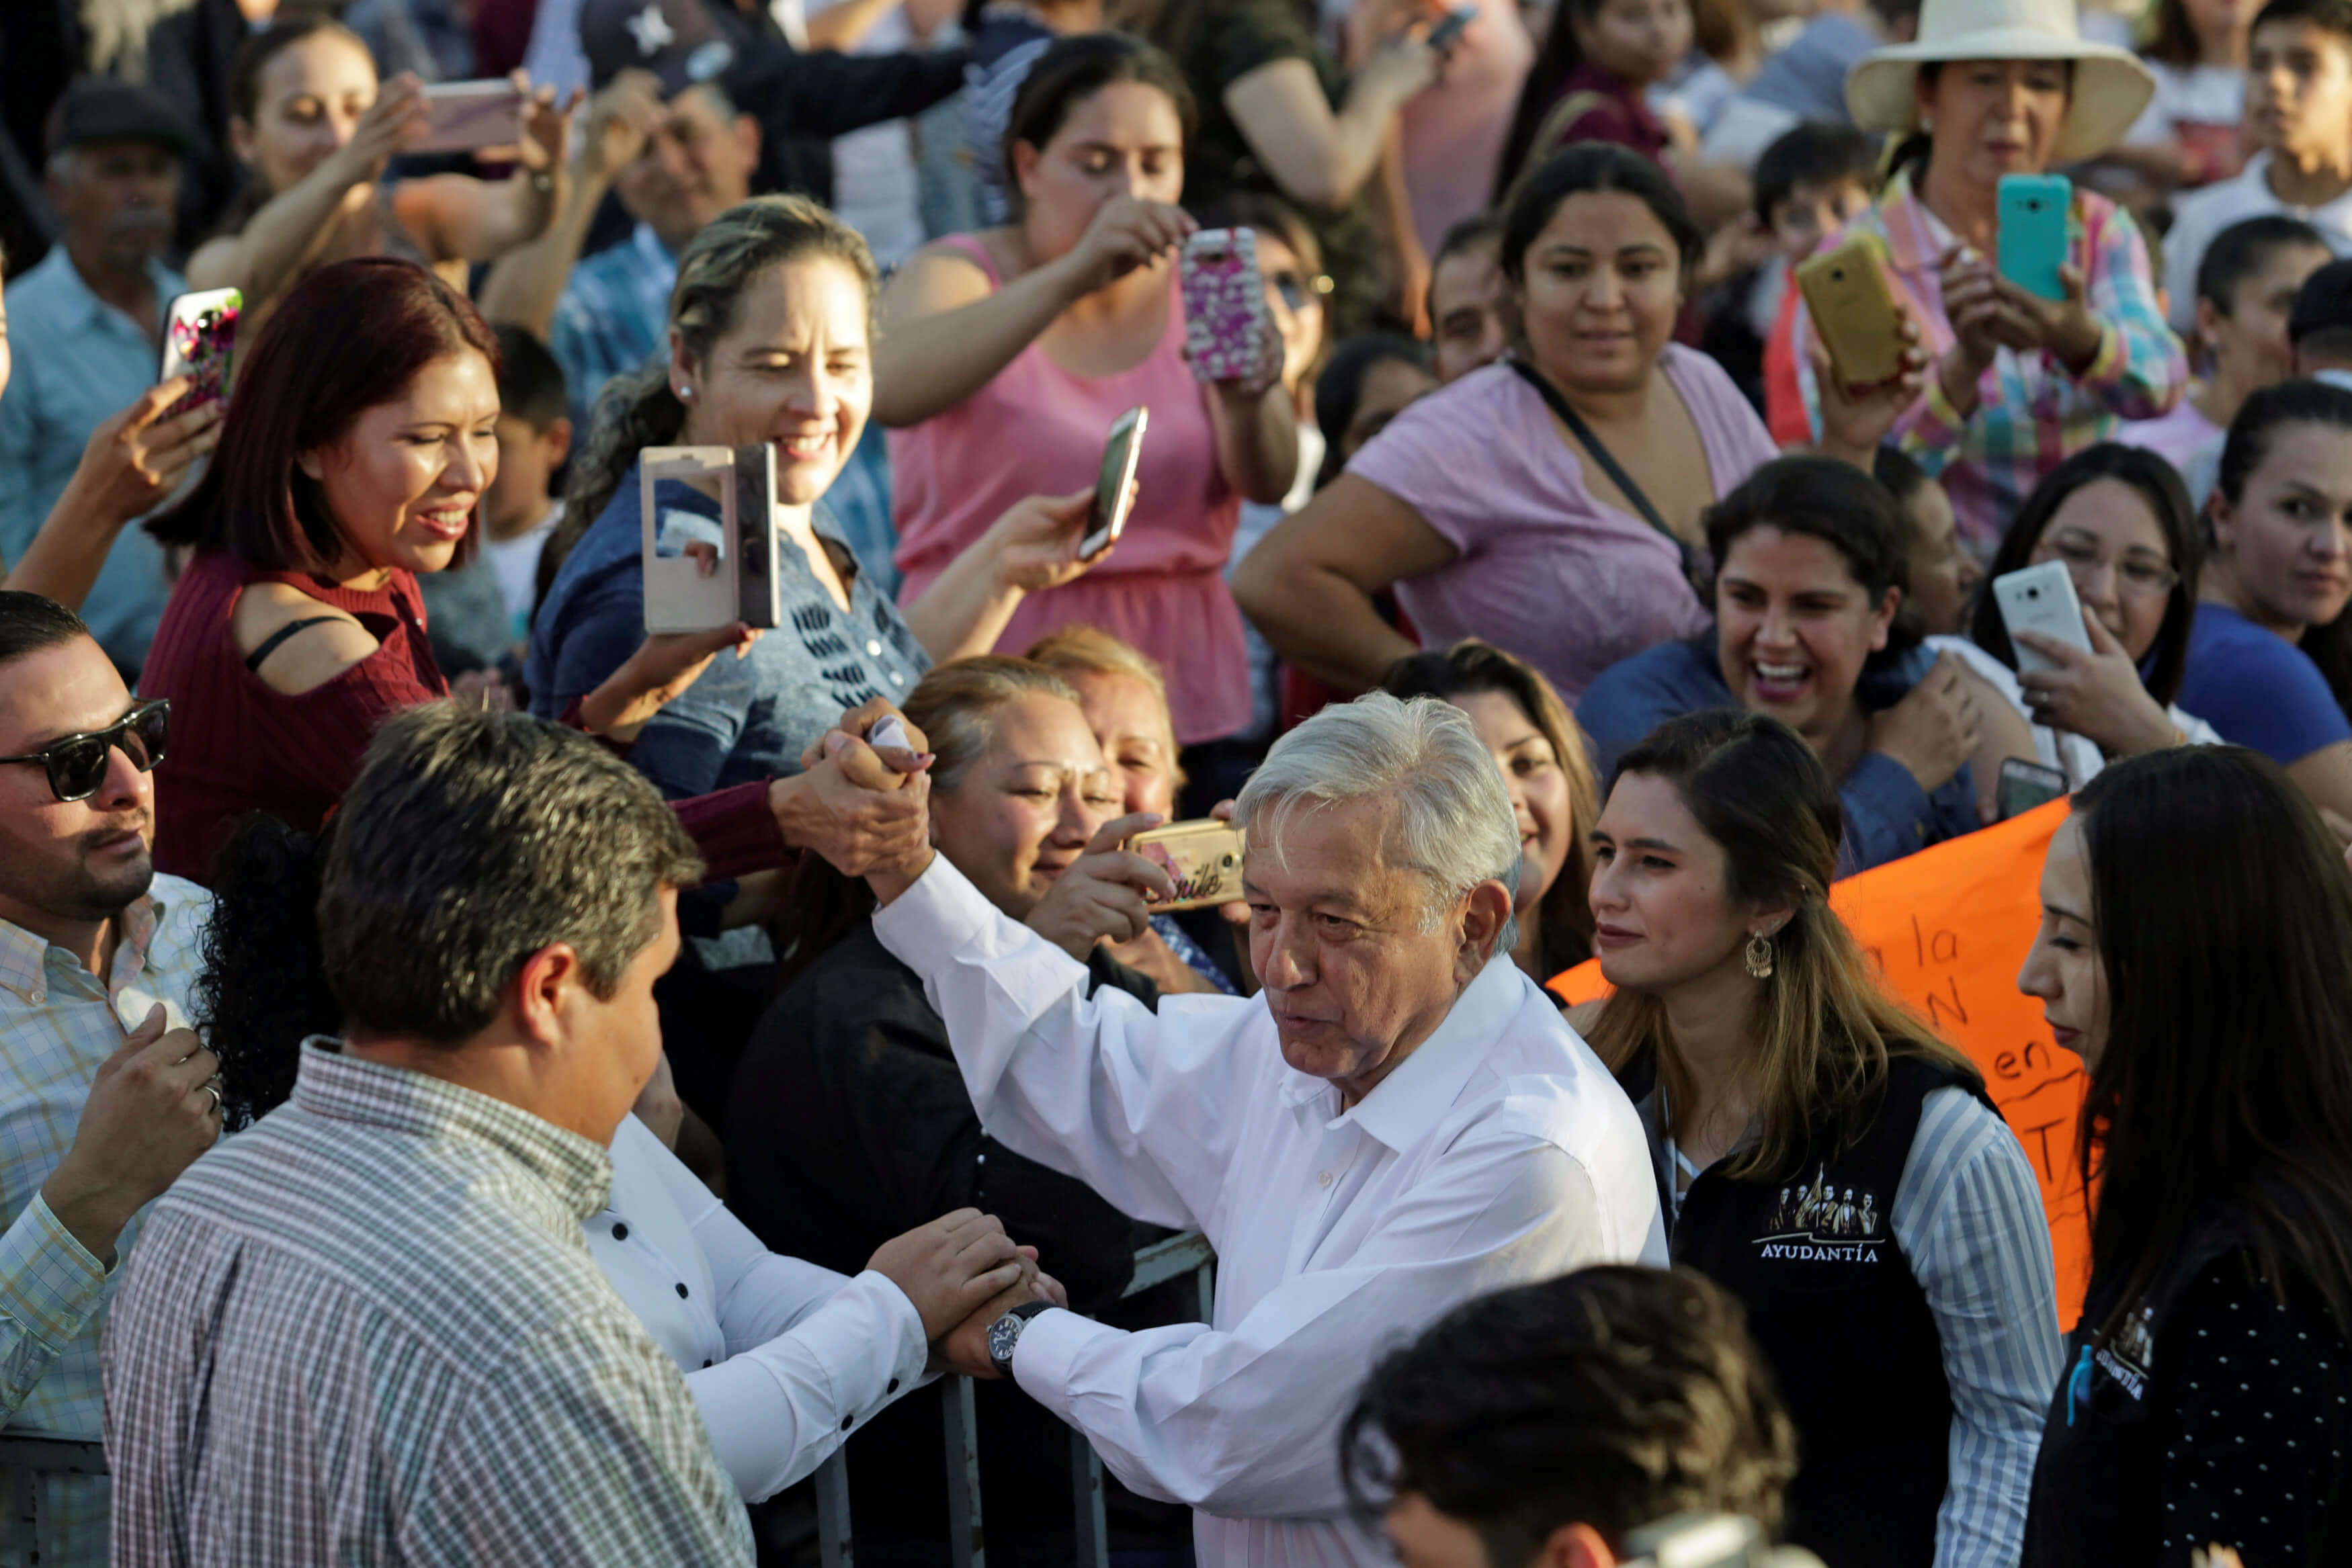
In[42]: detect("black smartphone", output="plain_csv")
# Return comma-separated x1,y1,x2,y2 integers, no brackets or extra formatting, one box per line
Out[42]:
1997,758,2068,821
1426,5,1476,52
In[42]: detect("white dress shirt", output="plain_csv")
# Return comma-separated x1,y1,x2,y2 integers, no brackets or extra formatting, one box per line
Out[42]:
872,858,1668,1568
589,1115,931,1504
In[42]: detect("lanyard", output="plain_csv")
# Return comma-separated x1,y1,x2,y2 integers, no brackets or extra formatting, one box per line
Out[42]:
1507,357,1709,605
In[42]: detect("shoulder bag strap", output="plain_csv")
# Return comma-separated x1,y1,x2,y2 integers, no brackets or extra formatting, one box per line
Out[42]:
1507,357,1706,601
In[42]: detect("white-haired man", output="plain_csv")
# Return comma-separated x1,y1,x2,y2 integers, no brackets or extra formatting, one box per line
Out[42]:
844,693,1667,1568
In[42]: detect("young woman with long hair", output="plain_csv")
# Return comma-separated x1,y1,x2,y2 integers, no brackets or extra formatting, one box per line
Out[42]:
2018,744,2352,1564
1585,707,2060,1566
1380,639,1601,982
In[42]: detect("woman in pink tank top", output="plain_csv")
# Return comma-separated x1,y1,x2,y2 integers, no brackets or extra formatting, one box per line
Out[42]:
875,34,1302,746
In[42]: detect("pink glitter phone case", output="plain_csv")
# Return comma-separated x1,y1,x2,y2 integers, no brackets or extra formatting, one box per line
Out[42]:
1180,228,1267,383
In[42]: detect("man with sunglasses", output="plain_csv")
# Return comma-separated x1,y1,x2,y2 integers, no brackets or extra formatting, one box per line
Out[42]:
0,591,220,1568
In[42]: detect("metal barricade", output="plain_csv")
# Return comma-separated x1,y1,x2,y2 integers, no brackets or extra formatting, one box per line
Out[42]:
0,1432,108,1567
811,1231,1216,1568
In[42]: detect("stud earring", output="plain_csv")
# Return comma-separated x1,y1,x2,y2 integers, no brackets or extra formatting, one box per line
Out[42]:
675,384,694,400
1744,930,1776,980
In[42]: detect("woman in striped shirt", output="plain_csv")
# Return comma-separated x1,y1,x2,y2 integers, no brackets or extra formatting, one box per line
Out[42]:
1771,0,2189,555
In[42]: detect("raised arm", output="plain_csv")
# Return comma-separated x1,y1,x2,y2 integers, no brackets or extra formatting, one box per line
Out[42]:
1230,474,1456,691
866,851,1246,1230
1218,38,1433,213
899,488,1099,660
871,198,1193,427
3,384,222,610
476,73,661,339
185,75,429,313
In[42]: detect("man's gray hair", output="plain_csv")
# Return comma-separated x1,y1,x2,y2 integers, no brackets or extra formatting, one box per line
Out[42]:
1235,693,1523,958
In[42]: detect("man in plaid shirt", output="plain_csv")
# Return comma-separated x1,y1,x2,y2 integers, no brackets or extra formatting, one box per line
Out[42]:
103,705,755,1564
0,593,222,1568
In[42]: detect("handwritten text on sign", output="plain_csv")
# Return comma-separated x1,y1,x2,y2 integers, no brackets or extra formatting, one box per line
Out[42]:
1551,799,2091,1325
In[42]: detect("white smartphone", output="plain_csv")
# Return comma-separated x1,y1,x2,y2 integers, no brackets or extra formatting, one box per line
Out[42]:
415,80,526,154
1078,406,1148,560
1991,559,2093,675
640,445,784,635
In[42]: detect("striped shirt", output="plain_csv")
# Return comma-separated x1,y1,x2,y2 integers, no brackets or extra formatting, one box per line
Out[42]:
1779,168,2187,554
1650,1085,2064,1568
103,1041,754,1566
0,877,209,1568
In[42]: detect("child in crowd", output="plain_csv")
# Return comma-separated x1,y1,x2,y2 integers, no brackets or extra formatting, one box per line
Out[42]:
2121,214,2330,468
1875,445,1976,638
1750,122,1876,423
2162,0,2352,337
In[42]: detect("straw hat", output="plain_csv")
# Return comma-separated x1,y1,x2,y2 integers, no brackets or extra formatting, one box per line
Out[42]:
1845,0,2156,165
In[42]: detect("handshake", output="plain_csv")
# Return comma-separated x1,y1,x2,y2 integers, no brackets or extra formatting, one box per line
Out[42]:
864,1208,1065,1380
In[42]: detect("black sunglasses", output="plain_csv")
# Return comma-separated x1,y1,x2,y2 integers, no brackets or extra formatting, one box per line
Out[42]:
0,699,170,803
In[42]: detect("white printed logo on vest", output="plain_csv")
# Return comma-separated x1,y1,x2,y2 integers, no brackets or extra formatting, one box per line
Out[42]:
1756,1165,1884,1262
2095,1305,2156,1401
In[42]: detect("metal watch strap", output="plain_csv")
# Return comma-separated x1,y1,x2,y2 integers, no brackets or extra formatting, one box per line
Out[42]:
989,1299,1054,1378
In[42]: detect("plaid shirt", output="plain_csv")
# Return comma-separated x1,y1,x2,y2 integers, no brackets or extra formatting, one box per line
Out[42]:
103,1041,754,1566
0,877,208,1568
1784,168,2187,553
550,223,675,431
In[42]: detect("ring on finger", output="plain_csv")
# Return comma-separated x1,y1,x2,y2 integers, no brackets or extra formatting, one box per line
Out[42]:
199,1076,224,1115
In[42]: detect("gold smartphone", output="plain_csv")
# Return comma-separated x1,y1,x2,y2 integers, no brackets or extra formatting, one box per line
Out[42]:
1795,234,1903,387
1129,820,1247,911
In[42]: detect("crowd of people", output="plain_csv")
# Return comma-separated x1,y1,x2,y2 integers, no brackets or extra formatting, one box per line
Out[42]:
3,0,2352,1563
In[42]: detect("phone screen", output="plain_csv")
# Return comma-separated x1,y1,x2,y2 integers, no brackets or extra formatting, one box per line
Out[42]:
1081,408,1146,558
159,289,242,416
1997,758,2068,820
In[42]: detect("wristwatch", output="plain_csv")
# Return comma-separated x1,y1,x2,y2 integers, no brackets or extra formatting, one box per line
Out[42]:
987,1300,1054,1378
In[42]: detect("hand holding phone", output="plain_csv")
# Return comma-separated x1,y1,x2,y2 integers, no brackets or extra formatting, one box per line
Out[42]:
158,288,241,417
1796,235,1903,386
1129,820,1249,911
1079,406,1148,560
415,79,527,154
1181,229,1271,384
1995,173,2071,302
1996,757,2068,820
1991,560,2093,676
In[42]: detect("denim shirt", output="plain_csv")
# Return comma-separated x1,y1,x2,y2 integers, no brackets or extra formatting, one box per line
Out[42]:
526,458,931,804
1577,637,1979,875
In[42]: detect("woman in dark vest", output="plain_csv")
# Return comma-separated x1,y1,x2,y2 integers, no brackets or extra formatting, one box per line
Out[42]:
1583,708,2061,1567
2018,745,2352,1566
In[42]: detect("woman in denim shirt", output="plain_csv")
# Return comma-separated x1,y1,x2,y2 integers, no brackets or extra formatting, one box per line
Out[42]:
530,194,1107,1113
1580,456,2033,874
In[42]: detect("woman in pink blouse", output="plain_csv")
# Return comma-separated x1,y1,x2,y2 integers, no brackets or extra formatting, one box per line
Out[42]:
1236,143,1906,705
872,34,1300,746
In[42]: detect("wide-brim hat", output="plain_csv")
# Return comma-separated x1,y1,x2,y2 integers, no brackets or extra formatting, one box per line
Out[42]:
1845,0,2156,165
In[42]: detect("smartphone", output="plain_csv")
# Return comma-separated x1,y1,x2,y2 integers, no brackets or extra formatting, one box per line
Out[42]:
640,445,784,634
1130,820,1248,911
1425,4,1477,52
414,79,526,155
157,287,241,417
1794,234,1902,386
1180,228,1269,384
1079,405,1148,561
1996,173,2071,302
1997,757,2068,820
1991,559,2093,676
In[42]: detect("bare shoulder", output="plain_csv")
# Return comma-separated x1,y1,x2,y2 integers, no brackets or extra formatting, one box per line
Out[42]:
880,236,1002,320
231,580,380,696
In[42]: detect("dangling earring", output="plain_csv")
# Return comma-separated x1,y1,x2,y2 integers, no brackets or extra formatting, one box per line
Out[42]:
1744,930,1776,980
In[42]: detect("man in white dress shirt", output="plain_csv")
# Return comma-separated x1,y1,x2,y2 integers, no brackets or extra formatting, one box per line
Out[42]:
848,692,1667,1568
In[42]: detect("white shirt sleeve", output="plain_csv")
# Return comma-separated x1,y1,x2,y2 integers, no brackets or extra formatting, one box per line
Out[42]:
1008,1137,1609,1518
870,855,1259,1231
1892,1086,2066,1568
628,1121,931,1504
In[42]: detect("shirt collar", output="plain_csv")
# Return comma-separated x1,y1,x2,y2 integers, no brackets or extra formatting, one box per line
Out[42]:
290,1039,615,1220
1282,955,1527,1153
0,891,167,1004
34,245,181,335
632,222,679,269
1871,168,1954,277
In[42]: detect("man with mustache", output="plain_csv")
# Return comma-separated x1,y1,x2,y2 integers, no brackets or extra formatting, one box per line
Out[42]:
0,591,222,1567
0,82,222,678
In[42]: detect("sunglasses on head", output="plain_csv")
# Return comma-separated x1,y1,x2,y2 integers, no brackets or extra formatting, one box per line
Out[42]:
0,699,170,803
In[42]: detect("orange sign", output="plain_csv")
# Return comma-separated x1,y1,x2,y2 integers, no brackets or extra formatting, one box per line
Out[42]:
1550,799,2091,1325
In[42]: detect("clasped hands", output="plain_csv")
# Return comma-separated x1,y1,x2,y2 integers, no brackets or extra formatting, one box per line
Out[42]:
863,1209,1068,1381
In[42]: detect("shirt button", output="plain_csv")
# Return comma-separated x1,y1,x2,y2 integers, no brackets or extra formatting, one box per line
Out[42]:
866,639,882,656
887,1378,900,1394
1318,1170,1333,1188
702,1358,714,1368
612,1222,629,1241
841,1415,855,1432
889,670,905,685
675,1282,689,1299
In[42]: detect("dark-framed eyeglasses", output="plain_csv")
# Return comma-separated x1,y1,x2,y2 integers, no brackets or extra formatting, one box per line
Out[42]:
0,699,170,803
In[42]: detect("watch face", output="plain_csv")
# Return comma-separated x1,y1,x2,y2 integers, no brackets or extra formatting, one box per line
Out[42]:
988,1313,1023,1367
